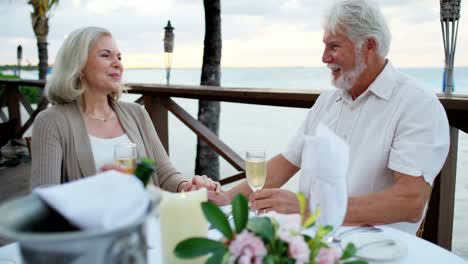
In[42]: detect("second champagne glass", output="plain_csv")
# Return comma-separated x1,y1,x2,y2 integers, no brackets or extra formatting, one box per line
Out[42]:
245,150,267,192
114,142,137,174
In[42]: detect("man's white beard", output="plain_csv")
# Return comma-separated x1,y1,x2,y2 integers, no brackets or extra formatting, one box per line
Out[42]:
329,52,367,91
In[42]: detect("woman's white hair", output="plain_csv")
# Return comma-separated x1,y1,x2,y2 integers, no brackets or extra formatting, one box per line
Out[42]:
323,0,391,58
46,26,123,104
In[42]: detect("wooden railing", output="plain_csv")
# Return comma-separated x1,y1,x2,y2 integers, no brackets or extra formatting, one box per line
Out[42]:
1,79,467,251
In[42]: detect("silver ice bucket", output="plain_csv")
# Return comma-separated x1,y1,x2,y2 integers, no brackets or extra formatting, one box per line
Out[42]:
0,193,151,264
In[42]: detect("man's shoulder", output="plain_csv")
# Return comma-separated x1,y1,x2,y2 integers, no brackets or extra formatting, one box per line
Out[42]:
393,71,439,105
316,89,340,104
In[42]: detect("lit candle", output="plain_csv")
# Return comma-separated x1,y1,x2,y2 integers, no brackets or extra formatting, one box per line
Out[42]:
159,188,208,263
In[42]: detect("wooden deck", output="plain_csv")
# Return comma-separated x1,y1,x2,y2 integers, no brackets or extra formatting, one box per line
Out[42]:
0,161,30,204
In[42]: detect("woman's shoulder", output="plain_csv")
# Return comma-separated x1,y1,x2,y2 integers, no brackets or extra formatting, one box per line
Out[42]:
115,101,146,116
37,104,71,121
34,104,73,133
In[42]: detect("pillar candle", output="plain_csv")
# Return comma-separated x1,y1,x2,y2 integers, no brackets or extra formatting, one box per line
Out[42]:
159,188,208,264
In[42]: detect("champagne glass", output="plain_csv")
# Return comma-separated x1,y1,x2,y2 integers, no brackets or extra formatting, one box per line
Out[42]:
246,150,267,215
245,149,267,192
114,142,137,174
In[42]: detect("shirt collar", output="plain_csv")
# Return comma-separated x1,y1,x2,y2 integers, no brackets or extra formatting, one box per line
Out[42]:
367,60,397,101
336,60,397,103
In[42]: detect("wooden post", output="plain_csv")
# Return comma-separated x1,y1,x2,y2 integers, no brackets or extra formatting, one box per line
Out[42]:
6,84,21,138
438,126,458,249
143,95,169,154
423,126,458,250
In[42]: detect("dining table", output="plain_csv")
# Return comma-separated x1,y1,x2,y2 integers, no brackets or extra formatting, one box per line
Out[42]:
0,217,466,264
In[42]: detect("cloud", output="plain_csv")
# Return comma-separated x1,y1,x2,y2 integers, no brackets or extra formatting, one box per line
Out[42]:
0,0,467,67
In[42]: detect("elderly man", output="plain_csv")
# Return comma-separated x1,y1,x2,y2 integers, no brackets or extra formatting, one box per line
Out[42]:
211,0,449,234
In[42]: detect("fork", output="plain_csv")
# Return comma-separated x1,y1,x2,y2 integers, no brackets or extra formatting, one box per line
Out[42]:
331,225,382,243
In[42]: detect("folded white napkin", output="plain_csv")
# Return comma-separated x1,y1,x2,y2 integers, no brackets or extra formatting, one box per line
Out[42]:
34,170,150,230
299,123,349,228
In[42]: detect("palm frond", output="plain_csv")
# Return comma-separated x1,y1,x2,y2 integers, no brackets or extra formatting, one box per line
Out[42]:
28,0,59,18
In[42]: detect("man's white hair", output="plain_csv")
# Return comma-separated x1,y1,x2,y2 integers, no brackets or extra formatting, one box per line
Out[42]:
323,0,391,58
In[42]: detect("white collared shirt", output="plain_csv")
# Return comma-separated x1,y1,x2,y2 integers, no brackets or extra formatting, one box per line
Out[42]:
282,61,450,234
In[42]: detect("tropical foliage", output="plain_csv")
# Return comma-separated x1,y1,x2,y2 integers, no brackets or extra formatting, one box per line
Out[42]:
27,0,59,80
0,73,40,104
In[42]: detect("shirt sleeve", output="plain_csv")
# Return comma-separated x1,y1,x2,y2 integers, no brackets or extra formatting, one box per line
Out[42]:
31,111,63,189
388,95,450,185
281,119,307,167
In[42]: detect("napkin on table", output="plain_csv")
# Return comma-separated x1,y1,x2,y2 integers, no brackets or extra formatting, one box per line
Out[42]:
299,123,349,228
34,170,150,230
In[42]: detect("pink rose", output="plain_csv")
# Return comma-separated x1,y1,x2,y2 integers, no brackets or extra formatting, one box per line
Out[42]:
229,230,266,263
288,236,310,264
316,247,341,264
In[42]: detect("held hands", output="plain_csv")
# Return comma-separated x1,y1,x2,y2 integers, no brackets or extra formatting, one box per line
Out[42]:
100,164,220,194
208,189,232,206
100,163,128,173
178,175,221,193
250,188,300,214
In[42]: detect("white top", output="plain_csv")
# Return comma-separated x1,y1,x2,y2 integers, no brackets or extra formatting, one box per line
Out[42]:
89,134,132,172
282,61,450,234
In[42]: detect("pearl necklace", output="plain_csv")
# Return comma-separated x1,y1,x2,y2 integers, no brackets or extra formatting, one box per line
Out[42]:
86,111,114,122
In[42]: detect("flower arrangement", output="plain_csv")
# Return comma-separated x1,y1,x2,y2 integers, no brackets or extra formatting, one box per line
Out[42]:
175,193,367,264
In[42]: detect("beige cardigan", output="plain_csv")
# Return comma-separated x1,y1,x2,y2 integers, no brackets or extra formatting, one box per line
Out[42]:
31,100,185,192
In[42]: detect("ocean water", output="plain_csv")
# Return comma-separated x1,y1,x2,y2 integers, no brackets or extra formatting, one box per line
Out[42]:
11,67,468,258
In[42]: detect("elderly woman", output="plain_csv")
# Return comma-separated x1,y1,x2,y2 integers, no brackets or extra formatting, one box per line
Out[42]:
31,26,217,193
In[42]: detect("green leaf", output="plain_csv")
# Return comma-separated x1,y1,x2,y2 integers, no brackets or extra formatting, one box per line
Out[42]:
297,192,306,218
316,225,333,239
247,217,275,242
206,251,229,264
343,260,368,264
174,237,227,259
231,194,249,233
304,205,321,228
263,255,275,264
202,202,233,239
340,242,357,260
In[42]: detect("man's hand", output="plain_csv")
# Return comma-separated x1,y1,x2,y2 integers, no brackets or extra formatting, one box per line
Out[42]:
208,189,232,206
249,188,300,214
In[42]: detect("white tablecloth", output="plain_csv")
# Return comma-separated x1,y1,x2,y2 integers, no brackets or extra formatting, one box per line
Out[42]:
0,219,466,264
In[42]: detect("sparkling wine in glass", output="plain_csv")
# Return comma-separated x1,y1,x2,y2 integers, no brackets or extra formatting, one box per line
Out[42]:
114,142,137,174
245,150,267,192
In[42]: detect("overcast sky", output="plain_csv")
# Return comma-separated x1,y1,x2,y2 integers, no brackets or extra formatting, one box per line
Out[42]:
1,0,467,68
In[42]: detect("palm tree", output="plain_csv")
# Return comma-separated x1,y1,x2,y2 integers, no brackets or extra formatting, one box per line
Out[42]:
28,0,59,80
195,0,222,180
